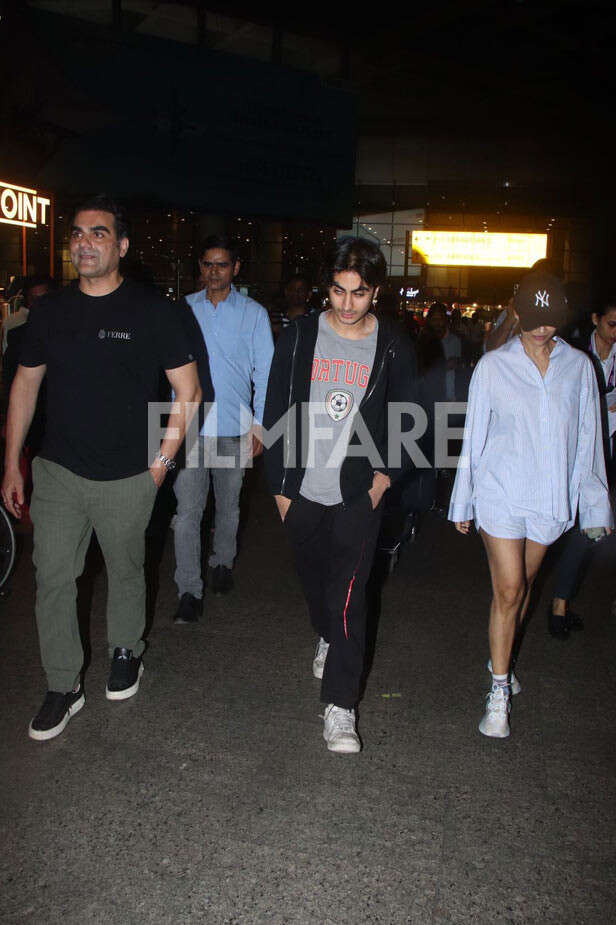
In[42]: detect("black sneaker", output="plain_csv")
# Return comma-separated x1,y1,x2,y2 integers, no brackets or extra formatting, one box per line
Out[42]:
29,685,85,741
173,592,202,624
211,565,233,595
105,647,144,701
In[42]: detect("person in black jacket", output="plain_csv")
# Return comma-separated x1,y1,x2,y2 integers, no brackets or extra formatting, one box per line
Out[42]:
263,237,419,754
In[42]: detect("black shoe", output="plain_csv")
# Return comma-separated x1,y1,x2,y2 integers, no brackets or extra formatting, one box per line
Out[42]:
29,685,85,741
567,610,584,631
174,592,202,624
211,565,233,595
549,611,571,641
106,647,144,701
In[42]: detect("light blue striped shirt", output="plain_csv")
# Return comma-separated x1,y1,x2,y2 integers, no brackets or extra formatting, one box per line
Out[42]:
185,285,274,437
449,336,613,530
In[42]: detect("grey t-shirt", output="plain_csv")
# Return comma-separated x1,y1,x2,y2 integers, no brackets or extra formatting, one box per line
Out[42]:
300,312,378,505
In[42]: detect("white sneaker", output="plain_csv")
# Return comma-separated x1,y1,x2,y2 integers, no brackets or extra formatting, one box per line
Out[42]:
322,704,361,753
487,659,521,695
313,637,329,679
478,687,511,738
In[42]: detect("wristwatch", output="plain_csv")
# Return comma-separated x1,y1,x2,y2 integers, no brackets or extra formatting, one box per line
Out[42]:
157,453,176,472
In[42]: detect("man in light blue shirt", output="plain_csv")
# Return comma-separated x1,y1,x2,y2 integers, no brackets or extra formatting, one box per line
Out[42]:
172,235,273,621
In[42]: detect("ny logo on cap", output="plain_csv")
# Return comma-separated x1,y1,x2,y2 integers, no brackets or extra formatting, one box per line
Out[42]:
535,290,550,309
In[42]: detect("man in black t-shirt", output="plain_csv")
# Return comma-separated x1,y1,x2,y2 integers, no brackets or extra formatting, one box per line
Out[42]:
1,195,202,742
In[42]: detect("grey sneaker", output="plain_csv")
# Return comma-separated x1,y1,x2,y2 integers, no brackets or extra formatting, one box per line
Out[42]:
479,687,511,738
322,704,361,753
313,637,329,679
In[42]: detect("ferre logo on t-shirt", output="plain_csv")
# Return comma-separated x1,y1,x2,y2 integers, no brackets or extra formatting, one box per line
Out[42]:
311,357,370,389
98,329,132,341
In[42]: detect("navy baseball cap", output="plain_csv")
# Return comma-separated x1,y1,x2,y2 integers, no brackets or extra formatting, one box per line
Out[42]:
513,270,569,331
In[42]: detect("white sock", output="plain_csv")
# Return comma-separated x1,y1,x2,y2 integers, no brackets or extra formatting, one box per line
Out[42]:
491,672,509,693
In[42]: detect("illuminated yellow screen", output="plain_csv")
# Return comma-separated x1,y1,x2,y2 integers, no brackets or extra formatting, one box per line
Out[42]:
411,230,547,268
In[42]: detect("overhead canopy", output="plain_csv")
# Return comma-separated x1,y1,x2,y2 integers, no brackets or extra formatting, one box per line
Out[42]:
28,10,357,224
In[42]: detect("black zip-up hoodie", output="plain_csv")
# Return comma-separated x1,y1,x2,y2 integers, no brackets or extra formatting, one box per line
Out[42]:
263,313,419,503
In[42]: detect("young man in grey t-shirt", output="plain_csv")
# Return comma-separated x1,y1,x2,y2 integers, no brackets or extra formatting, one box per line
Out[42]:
264,238,418,753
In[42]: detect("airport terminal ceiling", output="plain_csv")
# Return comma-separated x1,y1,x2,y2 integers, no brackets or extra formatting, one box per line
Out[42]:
3,2,614,241
19,0,615,141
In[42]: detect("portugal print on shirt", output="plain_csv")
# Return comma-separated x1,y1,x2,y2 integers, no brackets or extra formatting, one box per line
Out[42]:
326,389,354,422
311,357,371,389
311,356,371,422
300,313,378,506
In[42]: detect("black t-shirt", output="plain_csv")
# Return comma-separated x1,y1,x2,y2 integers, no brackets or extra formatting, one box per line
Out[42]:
20,279,195,480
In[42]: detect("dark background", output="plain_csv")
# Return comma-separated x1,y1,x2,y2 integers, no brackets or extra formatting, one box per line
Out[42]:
0,0,613,298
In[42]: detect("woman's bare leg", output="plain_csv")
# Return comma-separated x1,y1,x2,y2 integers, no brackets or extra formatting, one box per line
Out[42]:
518,538,550,627
480,531,526,675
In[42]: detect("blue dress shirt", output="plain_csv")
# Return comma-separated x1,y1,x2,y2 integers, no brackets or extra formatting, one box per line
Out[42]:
185,285,274,437
449,336,613,530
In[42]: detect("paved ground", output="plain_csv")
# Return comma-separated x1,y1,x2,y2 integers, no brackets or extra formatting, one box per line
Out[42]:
1,464,615,924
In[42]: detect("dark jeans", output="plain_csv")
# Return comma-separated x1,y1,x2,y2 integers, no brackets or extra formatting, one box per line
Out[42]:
284,493,383,710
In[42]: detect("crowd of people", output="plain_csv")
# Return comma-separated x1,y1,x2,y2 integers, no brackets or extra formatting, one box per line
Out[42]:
1,194,613,751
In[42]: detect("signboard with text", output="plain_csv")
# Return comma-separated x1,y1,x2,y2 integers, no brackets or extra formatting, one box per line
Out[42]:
0,181,50,229
410,230,547,268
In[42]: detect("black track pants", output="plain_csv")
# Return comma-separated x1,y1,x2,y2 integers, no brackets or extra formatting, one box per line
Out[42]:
284,493,383,709
552,526,594,601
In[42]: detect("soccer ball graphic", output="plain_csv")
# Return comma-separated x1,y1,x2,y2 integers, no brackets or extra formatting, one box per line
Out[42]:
326,389,353,421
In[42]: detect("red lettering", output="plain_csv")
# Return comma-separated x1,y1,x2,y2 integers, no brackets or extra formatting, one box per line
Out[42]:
344,361,358,385
331,358,344,383
313,358,371,387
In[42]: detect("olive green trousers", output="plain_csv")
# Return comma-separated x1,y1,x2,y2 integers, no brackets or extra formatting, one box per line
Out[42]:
30,457,157,692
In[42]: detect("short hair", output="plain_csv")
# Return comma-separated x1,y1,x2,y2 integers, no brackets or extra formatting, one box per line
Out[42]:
72,194,130,241
25,274,56,296
199,234,240,264
427,301,448,320
321,237,387,290
594,294,616,317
